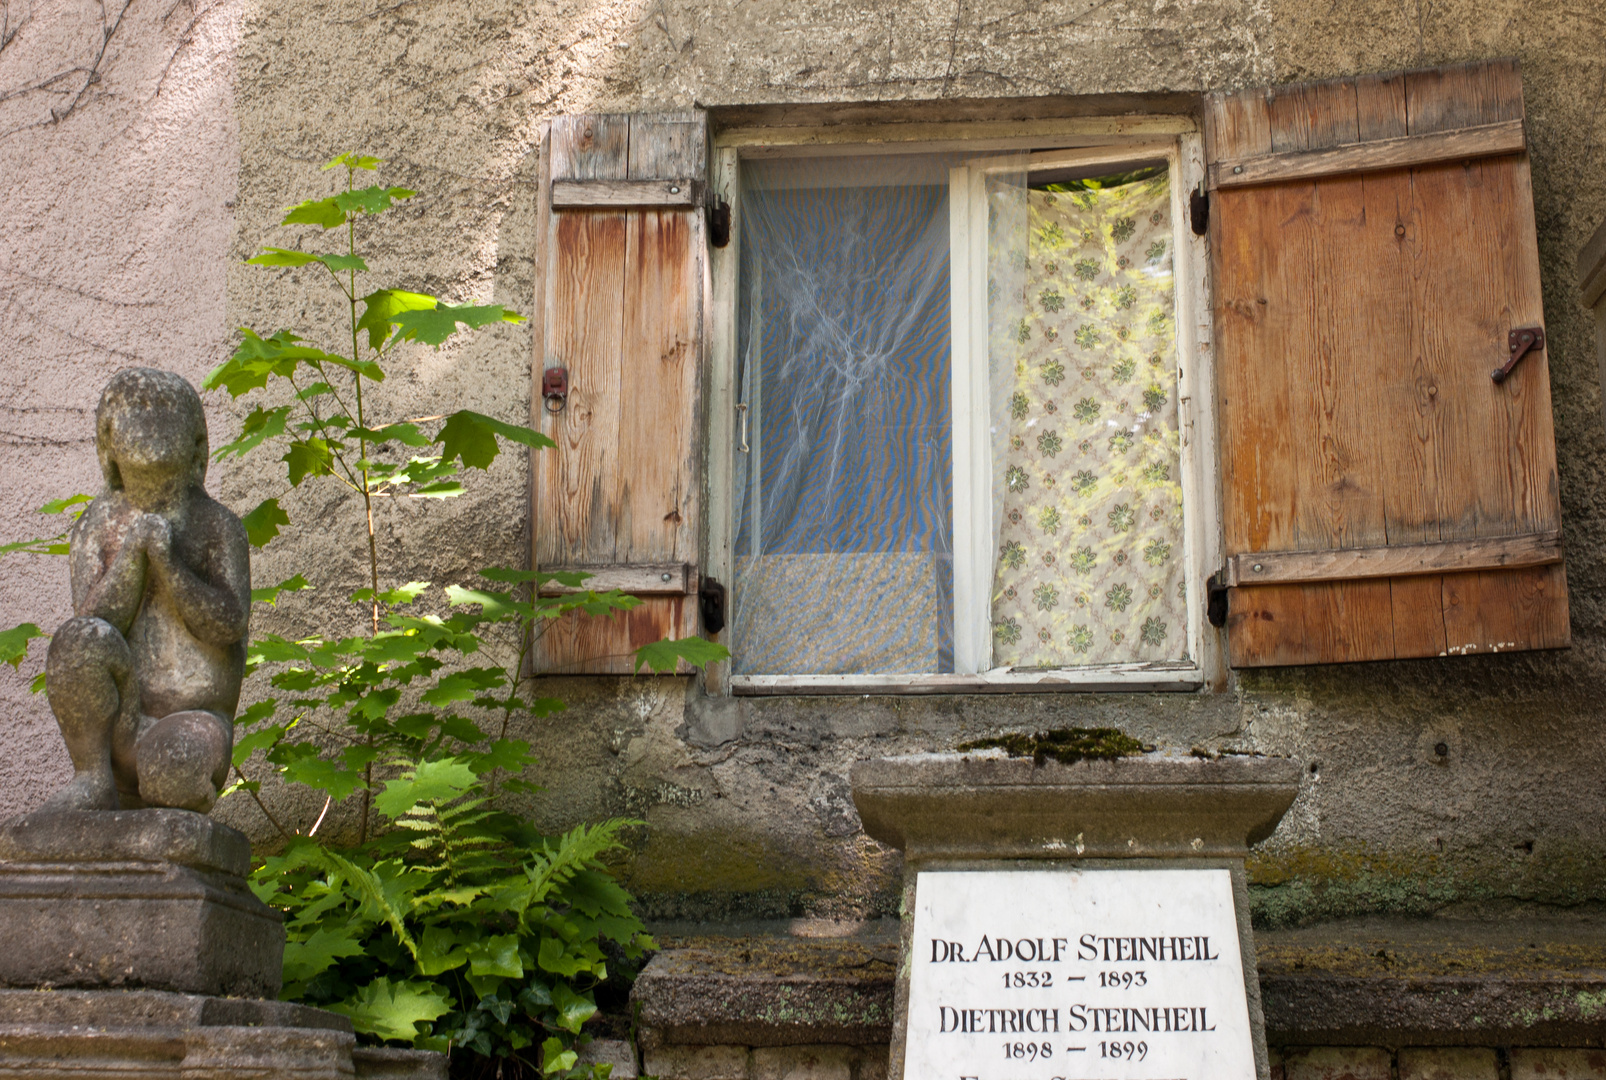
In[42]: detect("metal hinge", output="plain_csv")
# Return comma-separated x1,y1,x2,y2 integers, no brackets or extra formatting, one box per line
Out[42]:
1207,572,1229,628
1190,184,1209,236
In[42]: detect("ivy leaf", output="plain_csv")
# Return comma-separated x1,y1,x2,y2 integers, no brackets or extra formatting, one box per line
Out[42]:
279,754,366,801
537,937,593,980
241,498,290,548
378,581,431,606
207,329,381,397
391,303,525,348
29,672,45,694
334,185,416,216
0,623,45,669
547,978,598,1031
0,535,69,557
284,439,335,487
634,636,731,674
215,405,291,461
436,410,554,471
421,668,505,707
350,687,401,723
417,925,469,976
231,723,287,768
326,152,382,172
39,494,92,516
467,934,523,979
247,248,369,274
463,738,533,776
326,977,453,1044
234,699,279,728
443,585,530,621
252,573,312,607
374,757,477,818
357,290,438,352
354,422,430,447
478,567,542,584
282,925,365,985
541,1037,577,1076
281,197,347,229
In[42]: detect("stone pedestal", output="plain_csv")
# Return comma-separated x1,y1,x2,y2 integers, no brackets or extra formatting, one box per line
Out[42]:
850,751,1301,1080
0,808,284,997
0,808,379,1079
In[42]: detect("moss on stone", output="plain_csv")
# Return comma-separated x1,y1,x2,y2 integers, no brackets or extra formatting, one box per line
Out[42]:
957,727,1147,766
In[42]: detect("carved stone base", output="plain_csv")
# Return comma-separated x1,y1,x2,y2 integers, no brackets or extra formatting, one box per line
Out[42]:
0,988,355,1078
0,809,284,998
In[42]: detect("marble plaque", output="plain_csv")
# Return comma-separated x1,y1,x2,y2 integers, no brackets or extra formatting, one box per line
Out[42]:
904,868,1254,1080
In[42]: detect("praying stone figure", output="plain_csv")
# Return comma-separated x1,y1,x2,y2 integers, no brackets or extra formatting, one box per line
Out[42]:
42,368,250,814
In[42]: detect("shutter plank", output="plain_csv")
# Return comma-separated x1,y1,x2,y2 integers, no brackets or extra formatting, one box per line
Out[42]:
1210,121,1526,190
1442,564,1568,656
1389,576,1448,656
1355,72,1408,142
534,112,709,675
1208,59,1568,667
626,114,707,180
551,115,629,180
618,210,699,567
540,211,628,565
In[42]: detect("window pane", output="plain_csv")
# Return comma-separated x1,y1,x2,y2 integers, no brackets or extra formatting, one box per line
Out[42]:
988,170,1186,666
732,156,954,675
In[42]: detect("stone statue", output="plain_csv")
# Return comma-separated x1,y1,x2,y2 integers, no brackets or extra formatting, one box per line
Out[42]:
41,368,250,814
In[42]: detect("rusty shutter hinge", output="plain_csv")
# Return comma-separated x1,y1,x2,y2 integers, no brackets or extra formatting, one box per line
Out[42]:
1492,326,1544,384
1190,185,1209,236
699,576,727,634
1207,572,1229,628
707,198,731,248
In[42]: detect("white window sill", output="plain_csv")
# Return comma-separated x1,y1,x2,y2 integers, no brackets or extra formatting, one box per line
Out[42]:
729,663,1203,695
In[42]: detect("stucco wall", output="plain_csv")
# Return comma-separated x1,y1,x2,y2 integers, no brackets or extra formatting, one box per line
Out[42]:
3,0,1604,928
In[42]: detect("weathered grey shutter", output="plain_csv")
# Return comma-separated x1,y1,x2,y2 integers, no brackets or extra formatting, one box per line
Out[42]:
1205,59,1569,666
530,113,708,674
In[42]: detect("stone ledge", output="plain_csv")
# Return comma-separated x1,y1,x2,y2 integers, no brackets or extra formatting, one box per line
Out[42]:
850,753,1301,860
0,988,356,1079
636,917,1606,1050
633,932,898,1050
0,809,252,878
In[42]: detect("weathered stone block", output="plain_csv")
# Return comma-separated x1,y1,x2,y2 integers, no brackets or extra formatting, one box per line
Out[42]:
644,1045,750,1080
579,1037,638,1079
751,1045,855,1080
1400,1047,1500,1080
855,1046,890,1080
0,809,284,998
0,988,353,1079
1512,1049,1606,1080
1281,1046,1393,1080
353,1046,450,1079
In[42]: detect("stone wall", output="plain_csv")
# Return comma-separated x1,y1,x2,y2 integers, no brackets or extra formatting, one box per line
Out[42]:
634,1045,1606,1080
2,0,1606,927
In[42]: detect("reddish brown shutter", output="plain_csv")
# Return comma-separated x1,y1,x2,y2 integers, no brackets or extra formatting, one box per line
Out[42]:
1205,59,1569,667
530,113,707,674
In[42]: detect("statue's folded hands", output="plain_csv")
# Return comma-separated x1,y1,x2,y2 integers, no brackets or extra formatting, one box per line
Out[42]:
41,368,251,815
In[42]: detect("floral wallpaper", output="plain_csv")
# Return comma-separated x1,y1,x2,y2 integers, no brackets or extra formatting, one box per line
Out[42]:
989,175,1186,668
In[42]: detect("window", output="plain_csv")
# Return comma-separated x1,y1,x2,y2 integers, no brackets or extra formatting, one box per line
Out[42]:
531,60,1570,685
709,129,1220,692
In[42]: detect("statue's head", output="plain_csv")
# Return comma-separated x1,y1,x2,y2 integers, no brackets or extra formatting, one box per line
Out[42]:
95,368,209,498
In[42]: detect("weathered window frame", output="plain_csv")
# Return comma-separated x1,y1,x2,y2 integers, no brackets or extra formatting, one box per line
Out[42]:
702,118,1226,696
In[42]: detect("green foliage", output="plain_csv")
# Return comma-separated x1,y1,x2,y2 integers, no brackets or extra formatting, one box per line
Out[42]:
217,152,728,1075
0,495,93,686
254,803,651,1066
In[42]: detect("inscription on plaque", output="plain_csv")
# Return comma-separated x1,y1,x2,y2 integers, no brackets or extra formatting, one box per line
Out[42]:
904,869,1254,1080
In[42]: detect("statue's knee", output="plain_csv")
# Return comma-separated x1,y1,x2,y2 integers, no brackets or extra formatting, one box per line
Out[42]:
47,616,131,679
136,710,231,813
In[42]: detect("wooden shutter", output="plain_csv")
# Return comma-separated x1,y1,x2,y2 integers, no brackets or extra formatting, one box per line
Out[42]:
530,113,707,673
1205,59,1569,667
